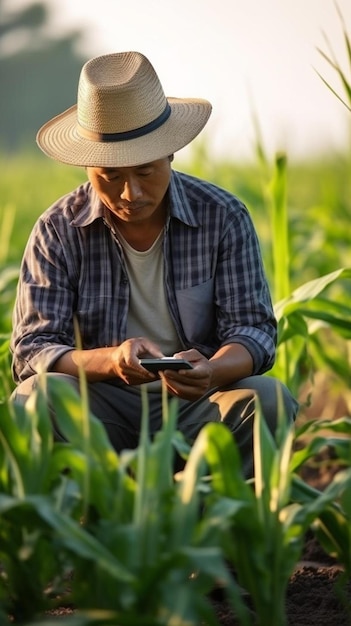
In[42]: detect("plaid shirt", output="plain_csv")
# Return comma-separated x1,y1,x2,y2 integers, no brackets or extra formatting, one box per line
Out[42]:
11,169,277,383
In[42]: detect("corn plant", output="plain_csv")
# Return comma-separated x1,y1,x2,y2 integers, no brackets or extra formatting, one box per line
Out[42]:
42,375,250,626
1,371,351,626
0,386,83,622
252,145,351,399
315,1,351,112
191,396,351,626
272,267,351,396
290,411,351,620
0,374,250,626
0,263,18,402
251,58,351,396
0,371,142,623
291,414,351,574
0,213,18,402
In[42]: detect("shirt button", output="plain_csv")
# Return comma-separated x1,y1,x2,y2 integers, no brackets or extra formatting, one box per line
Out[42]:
121,278,128,285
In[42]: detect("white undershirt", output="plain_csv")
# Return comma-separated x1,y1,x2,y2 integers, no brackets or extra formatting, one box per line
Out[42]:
117,229,182,357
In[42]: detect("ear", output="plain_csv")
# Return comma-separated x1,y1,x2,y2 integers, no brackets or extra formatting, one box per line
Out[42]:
169,154,174,162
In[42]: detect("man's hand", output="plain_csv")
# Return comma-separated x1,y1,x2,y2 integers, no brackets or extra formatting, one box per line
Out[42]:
158,343,254,401
159,349,213,401
111,337,164,385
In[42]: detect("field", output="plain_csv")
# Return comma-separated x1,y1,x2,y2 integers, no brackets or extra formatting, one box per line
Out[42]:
2,147,350,410
0,148,351,625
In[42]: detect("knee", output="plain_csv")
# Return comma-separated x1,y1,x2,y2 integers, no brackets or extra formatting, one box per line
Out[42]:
11,373,81,444
11,373,80,404
253,377,299,430
230,375,299,433
11,375,38,404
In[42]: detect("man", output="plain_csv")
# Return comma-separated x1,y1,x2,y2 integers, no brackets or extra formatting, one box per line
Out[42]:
11,51,298,477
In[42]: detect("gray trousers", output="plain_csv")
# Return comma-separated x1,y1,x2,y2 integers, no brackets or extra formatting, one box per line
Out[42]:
12,374,298,478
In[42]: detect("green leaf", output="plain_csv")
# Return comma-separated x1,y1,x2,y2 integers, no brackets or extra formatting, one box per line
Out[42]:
36,497,135,583
274,268,351,319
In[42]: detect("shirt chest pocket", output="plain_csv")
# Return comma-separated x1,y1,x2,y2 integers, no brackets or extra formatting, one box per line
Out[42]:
175,277,215,343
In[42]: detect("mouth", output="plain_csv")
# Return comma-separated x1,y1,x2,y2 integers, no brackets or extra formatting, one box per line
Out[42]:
117,203,147,212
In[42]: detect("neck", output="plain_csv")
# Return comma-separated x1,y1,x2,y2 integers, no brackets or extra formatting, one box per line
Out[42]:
114,206,167,251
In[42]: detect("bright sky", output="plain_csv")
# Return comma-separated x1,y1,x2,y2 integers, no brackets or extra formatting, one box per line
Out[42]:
5,0,351,162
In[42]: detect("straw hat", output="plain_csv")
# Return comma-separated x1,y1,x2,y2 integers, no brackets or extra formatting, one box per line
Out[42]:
36,51,212,167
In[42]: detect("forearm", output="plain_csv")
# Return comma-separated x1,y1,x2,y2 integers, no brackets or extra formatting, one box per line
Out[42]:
52,347,119,381
209,343,254,388
52,336,165,384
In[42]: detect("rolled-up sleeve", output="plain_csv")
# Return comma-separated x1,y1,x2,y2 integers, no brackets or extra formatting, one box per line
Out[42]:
215,206,276,374
11,216,78,382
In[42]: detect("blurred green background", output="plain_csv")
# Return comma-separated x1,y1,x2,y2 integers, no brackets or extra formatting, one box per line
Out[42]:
1,0,350,420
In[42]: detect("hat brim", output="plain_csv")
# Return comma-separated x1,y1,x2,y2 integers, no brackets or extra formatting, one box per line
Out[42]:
36,98,212,167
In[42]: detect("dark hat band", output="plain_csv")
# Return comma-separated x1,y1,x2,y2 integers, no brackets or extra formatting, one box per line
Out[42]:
77,103,172,142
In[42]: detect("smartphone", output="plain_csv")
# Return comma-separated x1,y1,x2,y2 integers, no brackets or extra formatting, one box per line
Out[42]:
139,357,193,373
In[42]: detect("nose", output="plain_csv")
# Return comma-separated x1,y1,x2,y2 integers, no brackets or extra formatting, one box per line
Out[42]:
120,177,142,201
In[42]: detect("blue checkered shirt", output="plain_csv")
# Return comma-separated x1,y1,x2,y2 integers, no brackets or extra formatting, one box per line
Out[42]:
11,170,277,382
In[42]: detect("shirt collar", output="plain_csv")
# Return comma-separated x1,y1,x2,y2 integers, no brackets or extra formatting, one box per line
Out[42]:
69,184,107,227
168,171,201,227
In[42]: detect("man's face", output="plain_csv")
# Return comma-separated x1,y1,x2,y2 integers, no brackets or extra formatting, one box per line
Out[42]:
86,157,172,225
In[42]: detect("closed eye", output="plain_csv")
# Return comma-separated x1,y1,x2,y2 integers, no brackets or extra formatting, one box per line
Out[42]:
104,174,120,182
137,167,153,177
